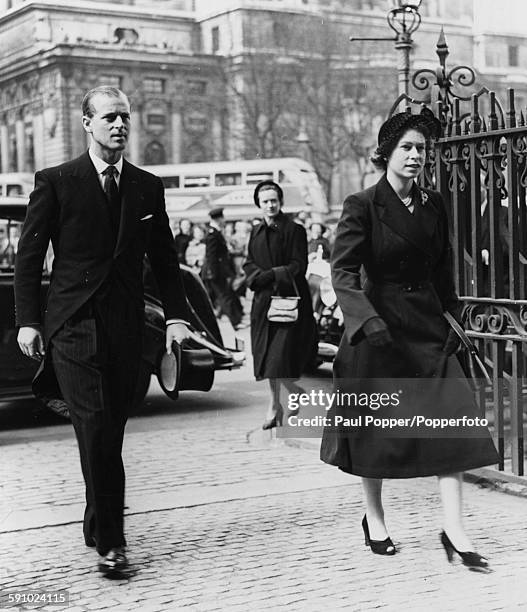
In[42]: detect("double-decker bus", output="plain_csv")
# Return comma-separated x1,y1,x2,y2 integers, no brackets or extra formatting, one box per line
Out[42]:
0,173,34,197
141,158,328,222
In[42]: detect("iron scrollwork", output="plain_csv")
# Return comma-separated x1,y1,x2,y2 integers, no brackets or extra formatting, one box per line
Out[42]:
464,300,527,340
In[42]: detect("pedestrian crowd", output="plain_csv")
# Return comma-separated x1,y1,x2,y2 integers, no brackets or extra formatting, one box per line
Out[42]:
171,211,337,326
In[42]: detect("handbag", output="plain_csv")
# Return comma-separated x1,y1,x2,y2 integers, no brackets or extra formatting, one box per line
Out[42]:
443,311,492,388
267,271,300,324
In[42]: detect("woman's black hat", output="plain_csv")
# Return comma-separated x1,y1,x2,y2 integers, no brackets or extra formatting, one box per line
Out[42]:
378,107,442,148
253,180,284,207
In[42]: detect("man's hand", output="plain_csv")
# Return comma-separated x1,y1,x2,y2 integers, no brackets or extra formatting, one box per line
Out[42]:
166,322,191,354
17,326,45,361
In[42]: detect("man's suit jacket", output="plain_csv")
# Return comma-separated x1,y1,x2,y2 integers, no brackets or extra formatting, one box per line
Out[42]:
15,151,188,342
201,226,234,282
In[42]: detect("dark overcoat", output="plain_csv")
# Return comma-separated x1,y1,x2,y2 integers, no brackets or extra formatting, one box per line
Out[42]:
320,175,499,478
243,213,317,380
201,226,234,281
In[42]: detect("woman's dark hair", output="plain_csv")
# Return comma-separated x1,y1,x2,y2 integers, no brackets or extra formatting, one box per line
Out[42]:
253,180,284,207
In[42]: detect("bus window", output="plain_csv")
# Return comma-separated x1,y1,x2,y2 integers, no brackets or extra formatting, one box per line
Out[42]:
161,176,180,189
215,173,241,187
6,184,23,196
0,221,21,271
246,171,273,184
278,170,292,184
184,175,211,188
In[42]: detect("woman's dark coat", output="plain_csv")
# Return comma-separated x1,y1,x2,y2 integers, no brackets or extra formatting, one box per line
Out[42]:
244,212,317,380
320,175,499,478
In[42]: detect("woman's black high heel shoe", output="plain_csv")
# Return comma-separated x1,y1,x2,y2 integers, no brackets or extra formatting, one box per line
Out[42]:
262,410,283,430
440,531,489,569
362,515,396,556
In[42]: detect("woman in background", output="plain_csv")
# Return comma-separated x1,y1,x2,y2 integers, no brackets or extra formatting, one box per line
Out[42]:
244,180,318,429
185,224,206,272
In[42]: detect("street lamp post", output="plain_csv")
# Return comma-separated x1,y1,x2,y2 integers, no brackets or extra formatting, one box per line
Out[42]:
350,0,423,99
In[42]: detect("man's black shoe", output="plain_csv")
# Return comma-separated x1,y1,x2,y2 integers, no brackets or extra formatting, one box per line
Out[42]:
98,547,128,575
84,535,96,548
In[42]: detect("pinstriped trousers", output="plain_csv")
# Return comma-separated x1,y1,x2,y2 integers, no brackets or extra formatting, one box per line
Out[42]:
50,285,143,556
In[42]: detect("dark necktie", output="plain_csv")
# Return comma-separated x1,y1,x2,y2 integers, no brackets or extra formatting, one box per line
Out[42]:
102,165,121,237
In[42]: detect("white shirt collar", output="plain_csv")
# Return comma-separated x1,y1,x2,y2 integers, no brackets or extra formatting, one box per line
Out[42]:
88,147,123,176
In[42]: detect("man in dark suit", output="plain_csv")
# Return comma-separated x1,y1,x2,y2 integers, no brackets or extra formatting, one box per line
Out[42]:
15,86,190,575
201,207,244,329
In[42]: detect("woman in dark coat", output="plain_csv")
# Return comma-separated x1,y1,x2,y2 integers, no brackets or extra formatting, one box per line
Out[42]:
244,180,317,429
320,109,499,567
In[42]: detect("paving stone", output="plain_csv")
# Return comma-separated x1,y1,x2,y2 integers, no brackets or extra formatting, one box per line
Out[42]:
2,375,526,611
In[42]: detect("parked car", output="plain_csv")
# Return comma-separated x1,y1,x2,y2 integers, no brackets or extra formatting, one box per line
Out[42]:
0,196,245,413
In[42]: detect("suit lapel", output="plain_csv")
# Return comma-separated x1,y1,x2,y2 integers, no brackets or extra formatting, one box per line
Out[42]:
69,152,114,243
374,175,438,256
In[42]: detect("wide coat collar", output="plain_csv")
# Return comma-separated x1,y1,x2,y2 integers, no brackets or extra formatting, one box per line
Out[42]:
373,174,438,256
252,212,291,269
68,152,143,258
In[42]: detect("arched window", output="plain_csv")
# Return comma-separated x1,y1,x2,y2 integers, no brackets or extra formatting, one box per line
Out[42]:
144,141,166,165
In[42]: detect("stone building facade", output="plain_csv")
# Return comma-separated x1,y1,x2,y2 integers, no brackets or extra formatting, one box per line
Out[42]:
0,0,225,172
1,0,526,205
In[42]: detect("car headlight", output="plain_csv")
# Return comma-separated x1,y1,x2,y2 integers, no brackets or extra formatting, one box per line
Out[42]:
320,277,337,307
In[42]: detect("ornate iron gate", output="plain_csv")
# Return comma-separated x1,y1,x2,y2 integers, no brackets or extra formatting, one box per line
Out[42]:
394,31,527,477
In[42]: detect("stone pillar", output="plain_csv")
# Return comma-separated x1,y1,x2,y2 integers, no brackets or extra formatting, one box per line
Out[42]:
32,111,45,171
0,122,9,173
15,116,26,171
171,110,182,163
212,114,223,160
126,129,139,165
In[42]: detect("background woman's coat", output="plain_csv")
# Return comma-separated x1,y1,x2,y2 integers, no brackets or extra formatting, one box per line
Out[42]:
320,175,498,478
244,213,317,380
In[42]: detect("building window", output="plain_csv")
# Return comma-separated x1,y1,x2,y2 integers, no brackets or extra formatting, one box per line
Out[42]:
144,78,165,94
273,21,288,47
508,45,519,67
99,74,122,88
146,114,166,129
9,133,17,172
187,80,207,96
144,141,166,165
114,28,139,45
211,26,220,53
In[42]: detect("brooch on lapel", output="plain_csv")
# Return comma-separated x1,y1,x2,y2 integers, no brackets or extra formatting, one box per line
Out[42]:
418,189,429,206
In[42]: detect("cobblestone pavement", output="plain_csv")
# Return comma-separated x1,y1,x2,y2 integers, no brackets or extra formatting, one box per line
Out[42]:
1,330,526,611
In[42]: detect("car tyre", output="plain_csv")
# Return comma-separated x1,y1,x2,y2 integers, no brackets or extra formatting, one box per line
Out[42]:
131,359,152,413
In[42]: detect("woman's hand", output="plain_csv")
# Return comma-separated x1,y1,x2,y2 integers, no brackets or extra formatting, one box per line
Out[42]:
362,317,393,347
252,269,275,290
